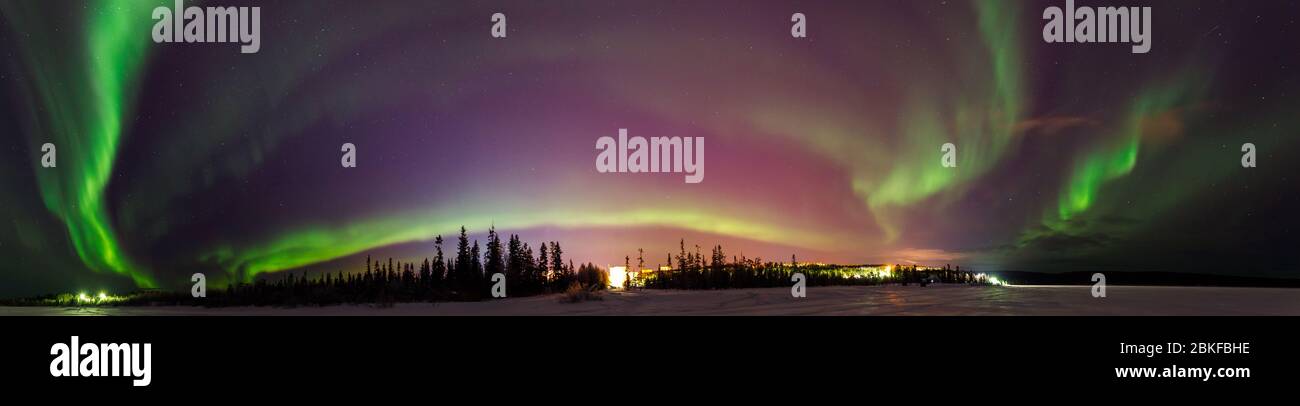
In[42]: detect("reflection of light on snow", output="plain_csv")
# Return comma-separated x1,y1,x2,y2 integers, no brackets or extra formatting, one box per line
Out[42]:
608,266,627,289
974,273,1010,286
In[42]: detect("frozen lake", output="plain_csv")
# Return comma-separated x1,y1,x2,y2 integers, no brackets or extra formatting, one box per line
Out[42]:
3,285,1299,316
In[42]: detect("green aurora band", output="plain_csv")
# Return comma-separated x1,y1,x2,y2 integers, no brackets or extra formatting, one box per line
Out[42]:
205,2,1032,282
2,1,161,287
863,2,1023,240
1050,73,1210,230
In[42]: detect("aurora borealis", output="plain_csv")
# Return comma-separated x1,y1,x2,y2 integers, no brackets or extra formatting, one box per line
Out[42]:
1,0,1297,296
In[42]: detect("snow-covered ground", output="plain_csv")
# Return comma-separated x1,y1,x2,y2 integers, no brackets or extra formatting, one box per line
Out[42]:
3,285,1299,316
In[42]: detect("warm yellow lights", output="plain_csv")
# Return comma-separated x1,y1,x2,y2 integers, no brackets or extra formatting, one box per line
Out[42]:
608,266,628,289
71,291,122,305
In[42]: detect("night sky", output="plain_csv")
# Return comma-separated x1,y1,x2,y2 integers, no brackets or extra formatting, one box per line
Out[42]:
1,0,1298,296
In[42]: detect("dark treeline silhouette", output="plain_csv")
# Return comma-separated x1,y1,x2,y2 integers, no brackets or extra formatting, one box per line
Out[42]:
2,231,993,308
631,240,991,290
204,226,608,306
203,236,986,306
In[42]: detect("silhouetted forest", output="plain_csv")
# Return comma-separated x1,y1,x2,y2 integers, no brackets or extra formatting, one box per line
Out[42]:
630,240,987,290
197,233,989,306
205,226,611,306
3,227,995,307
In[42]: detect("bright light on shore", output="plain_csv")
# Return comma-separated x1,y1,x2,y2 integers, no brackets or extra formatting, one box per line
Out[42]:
608,266,628,289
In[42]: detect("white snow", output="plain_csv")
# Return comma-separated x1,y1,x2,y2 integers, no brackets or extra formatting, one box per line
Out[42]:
3,285,1299,316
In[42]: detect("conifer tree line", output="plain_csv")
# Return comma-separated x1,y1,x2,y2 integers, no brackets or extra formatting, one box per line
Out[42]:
204,233,988,306
21,228,991,307
207,226,609,306
631,239,989,290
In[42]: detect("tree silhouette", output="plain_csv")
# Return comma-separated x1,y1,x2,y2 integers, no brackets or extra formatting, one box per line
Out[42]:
432,235,446,290
83,227,991,307
485,226,504,296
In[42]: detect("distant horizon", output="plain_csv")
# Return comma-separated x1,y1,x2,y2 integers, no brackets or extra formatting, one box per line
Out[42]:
10,253,1300,301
